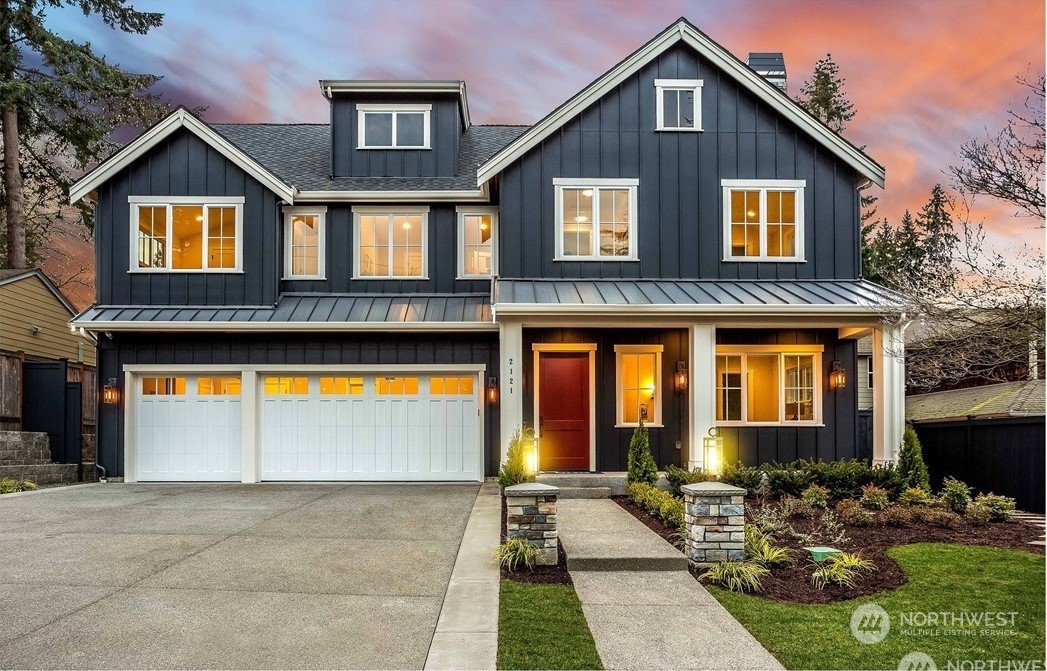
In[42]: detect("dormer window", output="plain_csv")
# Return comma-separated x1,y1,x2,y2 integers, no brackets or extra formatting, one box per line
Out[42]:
655,79,703,131
357,104,431,149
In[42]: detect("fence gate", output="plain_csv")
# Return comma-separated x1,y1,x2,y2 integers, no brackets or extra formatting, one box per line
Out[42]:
22,360,82,466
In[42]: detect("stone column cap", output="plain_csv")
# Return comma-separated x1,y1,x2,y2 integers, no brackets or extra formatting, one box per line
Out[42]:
505,482,559,496
681,481,746,496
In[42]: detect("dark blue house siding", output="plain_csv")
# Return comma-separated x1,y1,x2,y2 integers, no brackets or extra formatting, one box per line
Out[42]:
96,332,500,478
330,93,461,178
95,130,282,307
497,44,862,281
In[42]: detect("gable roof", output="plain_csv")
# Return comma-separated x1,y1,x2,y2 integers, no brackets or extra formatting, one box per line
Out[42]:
477,18,885,188
0,268,79,317
907,380,1046,422
69,108,296,203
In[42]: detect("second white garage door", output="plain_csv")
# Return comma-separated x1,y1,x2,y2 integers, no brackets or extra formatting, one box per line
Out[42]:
259,373,481,481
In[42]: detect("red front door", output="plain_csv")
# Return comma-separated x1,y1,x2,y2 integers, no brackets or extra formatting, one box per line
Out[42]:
538,353,590,471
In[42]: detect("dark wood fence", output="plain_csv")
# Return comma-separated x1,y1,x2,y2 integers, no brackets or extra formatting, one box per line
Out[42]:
913,416,1045,513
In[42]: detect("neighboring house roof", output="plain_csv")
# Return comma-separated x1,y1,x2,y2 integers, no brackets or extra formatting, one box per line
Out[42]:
72,294,495,332
857,334,873,355
0,268,79,318
0,268,97,363
906,380,1046,422
492,279,904,318
477,18,885,188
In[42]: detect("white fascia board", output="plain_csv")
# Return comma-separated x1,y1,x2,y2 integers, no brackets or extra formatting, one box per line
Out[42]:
69,319,498,333
320,80,470,128
476,21,885,189
491,302,903,318
295,185,489,203
69,109,296,203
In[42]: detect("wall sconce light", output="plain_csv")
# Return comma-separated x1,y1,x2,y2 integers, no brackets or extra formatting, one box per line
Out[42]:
830,360,846,390
703,427,723,477
522,427,539,475
673,361,688,393
102,378,120,405
487,376,499,404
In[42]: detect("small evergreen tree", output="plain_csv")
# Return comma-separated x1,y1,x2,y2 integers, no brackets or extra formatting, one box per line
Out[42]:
497,425,535,488
897,425,930,492
626,419,658,486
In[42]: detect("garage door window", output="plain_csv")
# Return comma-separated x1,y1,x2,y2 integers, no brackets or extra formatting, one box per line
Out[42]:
430,376,474,395
320,376,365,395
376,376,419,395
198,377,241,395
264,376,309,395
142,377,186,395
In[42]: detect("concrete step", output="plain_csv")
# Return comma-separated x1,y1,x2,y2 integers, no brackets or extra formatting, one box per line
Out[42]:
557,486,612,499
558,498,689,572
537,472,629,496
0,463,79,486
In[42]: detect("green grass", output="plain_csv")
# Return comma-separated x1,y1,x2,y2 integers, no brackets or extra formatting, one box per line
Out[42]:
497,580,603,670
711,543,1046,670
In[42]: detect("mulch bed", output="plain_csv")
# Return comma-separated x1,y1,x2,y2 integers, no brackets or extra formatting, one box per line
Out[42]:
613,495,1044,604
499,495,573,585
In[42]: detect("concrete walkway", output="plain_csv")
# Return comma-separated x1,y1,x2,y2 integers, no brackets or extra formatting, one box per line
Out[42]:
559,499,784,671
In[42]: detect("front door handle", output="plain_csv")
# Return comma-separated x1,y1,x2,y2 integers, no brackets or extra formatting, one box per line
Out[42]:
539,416,544,431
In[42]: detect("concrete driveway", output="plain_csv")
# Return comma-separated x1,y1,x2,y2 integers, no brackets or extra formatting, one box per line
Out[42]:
0,482,480,669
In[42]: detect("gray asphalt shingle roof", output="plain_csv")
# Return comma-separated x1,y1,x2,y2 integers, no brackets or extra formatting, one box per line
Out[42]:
906,380,1046,421
211,123,527,192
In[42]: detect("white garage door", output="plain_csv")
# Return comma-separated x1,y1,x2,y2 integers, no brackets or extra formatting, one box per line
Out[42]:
259,374,480,481
135,375,242,481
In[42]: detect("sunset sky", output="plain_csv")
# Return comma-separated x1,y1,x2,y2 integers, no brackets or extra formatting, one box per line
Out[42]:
54,0,1045,255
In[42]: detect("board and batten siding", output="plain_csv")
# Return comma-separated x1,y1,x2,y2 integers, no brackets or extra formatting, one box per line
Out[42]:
497,44,862,281
94,129,282,307
0,277,95,365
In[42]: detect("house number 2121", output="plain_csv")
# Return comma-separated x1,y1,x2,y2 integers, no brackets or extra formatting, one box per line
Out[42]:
507,358,514,395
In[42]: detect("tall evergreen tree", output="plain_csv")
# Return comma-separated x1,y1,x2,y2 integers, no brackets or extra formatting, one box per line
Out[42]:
0,0,170,268
794,53,855,133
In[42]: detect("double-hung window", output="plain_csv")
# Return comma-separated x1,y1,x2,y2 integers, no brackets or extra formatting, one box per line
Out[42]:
353,206,428,279
457,207,497,278
615,345,663,427
554,178,638,260
655,79,703,131
715,345,822,425
357,104,431,149
130,196,243,271
283,207,326,279
721,180,805,261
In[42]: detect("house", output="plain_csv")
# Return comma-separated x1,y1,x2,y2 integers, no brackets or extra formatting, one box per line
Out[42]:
69,19,905,483
0,268,95,367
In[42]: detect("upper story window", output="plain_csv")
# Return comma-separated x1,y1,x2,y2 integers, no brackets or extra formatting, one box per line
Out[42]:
357,104,431,149
655,79,703,131
554,178,638,261
721,180,805,262
457,207,497,278
130,196,243,272
715,345,822,426
283,207,326,280
353,206,428,279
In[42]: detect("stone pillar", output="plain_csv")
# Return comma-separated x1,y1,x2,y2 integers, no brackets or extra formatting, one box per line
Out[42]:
682,481,746,567
504,482,558,565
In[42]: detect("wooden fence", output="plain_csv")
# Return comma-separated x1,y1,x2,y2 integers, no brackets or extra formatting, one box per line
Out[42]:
0,351,96,435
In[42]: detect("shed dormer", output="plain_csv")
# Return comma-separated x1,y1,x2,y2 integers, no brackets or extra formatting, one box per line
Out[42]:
321,80,470,178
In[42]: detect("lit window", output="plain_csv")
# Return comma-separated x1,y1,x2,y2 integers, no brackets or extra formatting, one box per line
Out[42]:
376,377,420,395
430,377,475,395
354,207,428,278
457,208,496,278
198,377,241,396
357,104,431,149
263,377,309,395
284,207,326,279
141,377,186,396
615,345,663,426
655,79,703,131
130,198,243,271
555,179,638,260
319,377,365,395
715,346,822,424
721,180,805,261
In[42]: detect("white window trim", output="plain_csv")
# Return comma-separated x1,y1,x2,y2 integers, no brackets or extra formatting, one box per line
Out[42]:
128,196,245,273
456,206,498,279
655,78,703,131
553,178,639,261
357,103,432,150
720,179,806,263
867,355,874,389
352,205,430,280
715,344,823,427
614,344,664,428
282,206,327,280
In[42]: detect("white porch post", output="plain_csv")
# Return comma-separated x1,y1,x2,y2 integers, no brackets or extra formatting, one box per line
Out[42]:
688,324,716,470
240,370,259,483
872,324,906,464
499,320,524,468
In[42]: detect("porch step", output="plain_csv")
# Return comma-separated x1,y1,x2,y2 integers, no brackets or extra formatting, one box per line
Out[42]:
557,486,612,499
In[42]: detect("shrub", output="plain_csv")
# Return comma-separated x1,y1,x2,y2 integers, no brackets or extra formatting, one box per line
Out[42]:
749,506,794,539
939,477,973,513
497,425,536,488
912,507,963,528
835,499,873,526
801,484,830,508
0,478,39,494
780,496,817,520
899,487,934,507
860,484,889,510
965,502,993,526
897,425,931,492
878,505,912,527
720,461,763,494
803,459,877,500
626,420,658,486
797,510,849,546
971,493,1016,522
810,552,876,590
868,463,905,497
700,560,769,593
493,538,540,572
744,525,792,567
664,464,711,497
627,482,685,529
764,465,812,498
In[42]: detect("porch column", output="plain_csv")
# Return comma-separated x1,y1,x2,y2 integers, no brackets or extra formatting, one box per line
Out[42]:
872,323,906,464
499,320,524,468
688,324,716,470
240,370,259,483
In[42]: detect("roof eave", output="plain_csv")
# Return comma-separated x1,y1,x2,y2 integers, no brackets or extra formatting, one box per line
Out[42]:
69,319,498,333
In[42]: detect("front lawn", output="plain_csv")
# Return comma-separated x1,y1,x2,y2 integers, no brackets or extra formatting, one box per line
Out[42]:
497,580,603,670
712,543,1046,670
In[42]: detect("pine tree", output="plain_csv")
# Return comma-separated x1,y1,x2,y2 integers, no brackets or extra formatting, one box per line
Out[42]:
0,0,171,268
896,425,930,492
626,420,658,486
913,184,959,291
794,53,855,133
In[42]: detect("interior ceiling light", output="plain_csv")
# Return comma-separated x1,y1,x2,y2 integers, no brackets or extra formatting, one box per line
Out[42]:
402,222,411,229
575,215,588,222
581,189,594,197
